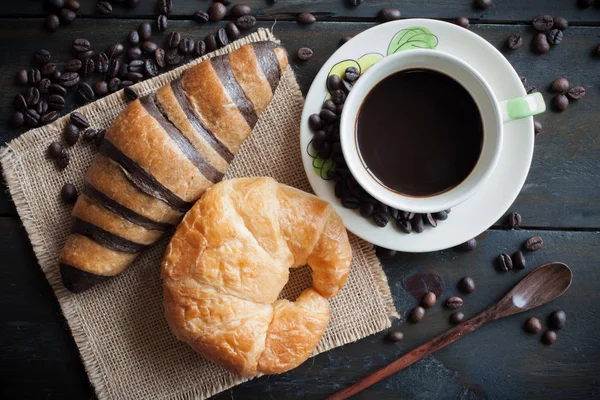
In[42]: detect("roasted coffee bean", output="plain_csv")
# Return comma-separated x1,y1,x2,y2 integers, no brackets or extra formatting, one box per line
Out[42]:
129,60,144,72
195,40,206,57
524,236,543,251
297,12,316,25
56,151,70,170
179,38,195,54
139,22,152,41
551,77,569,93
36,100,48,114
553,94,570,111
60,71,80,88
409,306,425,323
142,41,158,54
128,30,140,45
47,142,64,159
10,112,24,128
512,250,526,270
339,79,353,94
50,70,62,82
318,141,331,159
532,14,553,31
319,109,336,124
66,0,80,11
526,85,537,94
25,109,40,127
231,4,252,17
76,83,95,103
73,38,91,53
547,29,563,45
205,34,218,52
554,16,569,31
120,80,133,88
548,310,566,330
424,213,437,227
341,196,360,210
542,330,557,345
497,253,513,272
308,114,323,131
124,86,138,102
473,0,493,9
64,124,80,146
28,68,41,85
411,214,425,233
34,49,52,64
387,330,404,342
450,312,465,325
326,169,342,182
46,14,60,31
525,317,542,333
165,48,183,65
64,59,81,73
445,296,463,309
158,0,173,14
154,48,166,68
41,63,56,76
16,69,28,85
14,94,28,113
167,31,181,48
127,72,144,82
378,8,401,22
108,78,121,92
61,183,78,204
46,0,65,9
128,47,142,61
396,218,412,234
534,33,550,54
82,128,97,142
157,14,168,32
567,86,586,100
331,89,346,105
48,84,67,97
507,34,523,50
458,238,477,251
26,87,40,106
59,8,76,24
334,182,344,198
144,59,158,77
95,52,109,74
422,292,437,309
214,29,228,48
321,100,337,114
372,211,389,227
219,0,232,5
76,50,95,61
458,277,475,293
96,1,112,14
41,110,59,125
106,43,124,58
339,36,353,46
344,66,360,82
107,59,121,78
534,120,542,134
359,202,374,218
70,112,89,129
225,22,240,41
456,16,469,28
194,10,210,23
209,2,227,22
327,75,341,91
507,211,522,228
433,210,448,221
236,15,256,30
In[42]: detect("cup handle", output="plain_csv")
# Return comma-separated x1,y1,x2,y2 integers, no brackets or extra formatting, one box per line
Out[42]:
499,93,546,123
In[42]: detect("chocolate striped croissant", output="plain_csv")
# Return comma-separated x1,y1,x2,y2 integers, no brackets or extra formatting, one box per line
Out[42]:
59,42,288,293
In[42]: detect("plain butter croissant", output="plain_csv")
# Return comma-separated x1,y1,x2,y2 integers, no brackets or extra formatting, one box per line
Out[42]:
59,42,288,293
162,177,353,377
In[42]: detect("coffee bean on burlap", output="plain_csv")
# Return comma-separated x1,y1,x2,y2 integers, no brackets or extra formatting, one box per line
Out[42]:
70,111,89,129
123,87,138,102
61,183,78,204
64,123,80,146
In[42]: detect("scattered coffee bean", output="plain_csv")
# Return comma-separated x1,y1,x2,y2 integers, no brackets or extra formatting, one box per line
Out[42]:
36,100,48,114
23,109,40,128
123,86,138,102
225,22,241,41
548,310,566,330
69,112,89,129
16,69,28,85
56,151,70,169
50,70,61,82
534,120,542,134
458,238,477,251
178,37,194,54
458,277,475,293
106,43,124,58
205,34,218,52
72,38,91,53
547,29,563,45
473,0,493,9
82,128,97,142
456,16,469,28
127,72,144,82
157,14,168,32
34,49,52,64
348,0,362,5
144,59,158,78
41,110,59,125
28,68,41,85
107,77,120,92
195,40,206,57
60,71,79,88
552,94,569,111
450,312,465,325
141,41,158,55
120,80,133,88
65,59,82,73
422,292,437,309
497,253,513,272
231,4,252,17
14,94,28,113
524,235,543,251
424,213,437,228
387,330,404,342
25,87,40,106
47,142,64,159
94,81,109,97
525,317,542,333
64,124,80,146
96,1,112,15
80,58,94,77
129,60,144,73
216,29,229,47
46,14,60,32
567,86,586,100
11,112,24,128
308,114,323,131
409,306,425,322
41,63,57,76
138,22,152,41
507,34,523,50
66,0,79,10
194,10,210,23
209,2,227,22
61,183,78,204
534,33,550,54
58,8,76,24
128,47,142,61
107,59,121,79
76,50,95,61
376,246,397,260
152,48,165,69
396,218,412,234
554,17,569,31
445,296,463,309
507,211,522,229
379,8,401,22
48,93,66,109
77,83,95,103
298,12,316,25
165,48,183,65
297,47,314,61
551,78,569,93
532,14,554,31
235,15,256,30
372,210,389,228
542,330,557,345
167,31,181,49
512,250,526,270
128,30,140,45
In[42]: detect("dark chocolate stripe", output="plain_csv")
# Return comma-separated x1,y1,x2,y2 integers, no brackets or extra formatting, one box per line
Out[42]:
60,263,112,293
71,218,148,254
100,140,193,212
140,95,223,183
171,78,234,163
211,55,258,128
83,183,173,232
252,42,282,94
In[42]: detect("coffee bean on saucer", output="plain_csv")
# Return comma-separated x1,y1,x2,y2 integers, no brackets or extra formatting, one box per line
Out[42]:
524,235,544,251
507,211,522,229
47,141,64,159
297,12,316,25
359,202,374,218
433,210,448,220
46,14,60,32
547,29,563,45
534,120,542,134
512,250,526,270
497,253,513,272
409,306,425,322
64,123,80,146
388,330,404,342
567,86,586,100
507,34,523,50
456,16,469,28
553,17,568,31
341,196,360,210
458,238,477,251
534,33,551,54
552,94,569,111
551,78,569,93
339,36,353,46
542,330,557,345
450,312,465,325
445,296,463,309
344,67,360,82
378,8,401,22
458,277,475,293
319,109,337,124
473,0,493,9
372,211,389,228
525,317,543,333
327,75,341,91
424,213,437,228
548,310,566,329
297,47,314,61
532,14,554,31
70,112,89,129
396,218,412,234
308,114,323,131
422,292,437,308
331,89,346,105
376,246,397,260
411,214,425,233
61,183,78,204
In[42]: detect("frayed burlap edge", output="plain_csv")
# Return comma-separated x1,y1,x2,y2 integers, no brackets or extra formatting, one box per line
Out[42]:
1,29,398,400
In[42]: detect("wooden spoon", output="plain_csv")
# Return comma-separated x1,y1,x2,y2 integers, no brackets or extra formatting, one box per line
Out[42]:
326,262,572,400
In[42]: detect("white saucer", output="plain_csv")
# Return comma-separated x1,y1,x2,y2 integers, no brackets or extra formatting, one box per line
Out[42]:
300,19,534,253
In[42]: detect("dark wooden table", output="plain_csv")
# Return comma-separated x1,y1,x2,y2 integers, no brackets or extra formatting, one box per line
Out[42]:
2,1,599,399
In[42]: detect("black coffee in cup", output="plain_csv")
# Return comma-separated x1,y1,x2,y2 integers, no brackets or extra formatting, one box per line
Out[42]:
356,69,483,197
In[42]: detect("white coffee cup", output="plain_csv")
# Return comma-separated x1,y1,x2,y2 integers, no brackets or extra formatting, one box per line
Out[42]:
340,49,545,213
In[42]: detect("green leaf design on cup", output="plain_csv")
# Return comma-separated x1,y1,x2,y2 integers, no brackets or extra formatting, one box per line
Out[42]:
387,27,438,55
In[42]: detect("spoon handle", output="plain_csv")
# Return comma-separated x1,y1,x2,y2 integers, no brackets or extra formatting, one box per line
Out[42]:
325,307,497,400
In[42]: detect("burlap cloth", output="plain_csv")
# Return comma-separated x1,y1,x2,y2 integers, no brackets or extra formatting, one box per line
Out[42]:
1,30,398,400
